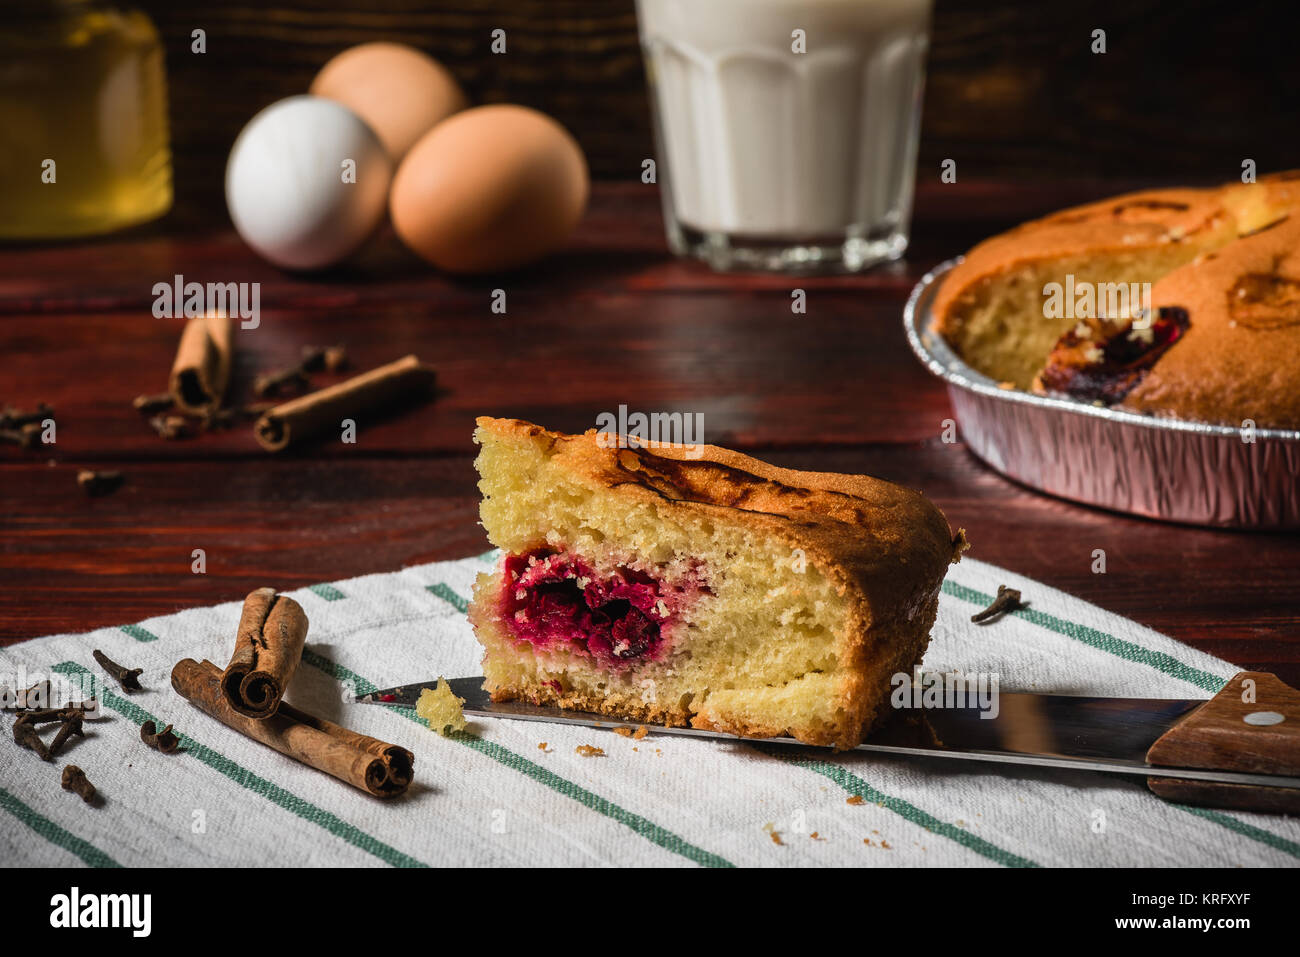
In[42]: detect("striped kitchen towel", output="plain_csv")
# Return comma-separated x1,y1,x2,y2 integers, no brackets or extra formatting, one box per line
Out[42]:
1,552,1296,869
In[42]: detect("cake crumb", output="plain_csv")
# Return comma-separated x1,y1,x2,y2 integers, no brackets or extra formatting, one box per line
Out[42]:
810,831,824,841
763,822,784,846
863,838,874,846
575,745,605,757
538,742,551,753
881,840,892,849
632,725,649,740
846,795,865,806
415,677,467,736
613,727,633,737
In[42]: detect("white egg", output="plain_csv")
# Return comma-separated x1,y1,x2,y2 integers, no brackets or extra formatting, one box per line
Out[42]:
225,95,392,270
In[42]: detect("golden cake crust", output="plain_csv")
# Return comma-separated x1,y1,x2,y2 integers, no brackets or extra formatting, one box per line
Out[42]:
933,172,1300,427
1121,215,1300,428
1221,170,1300,233
932,187,1233,334
473,417,965,748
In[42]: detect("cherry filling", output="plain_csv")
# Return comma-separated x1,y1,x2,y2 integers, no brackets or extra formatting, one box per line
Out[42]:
1037,306,1190,404
500,549,702,666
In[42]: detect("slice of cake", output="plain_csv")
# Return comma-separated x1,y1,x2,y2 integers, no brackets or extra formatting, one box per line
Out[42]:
468,417,966,749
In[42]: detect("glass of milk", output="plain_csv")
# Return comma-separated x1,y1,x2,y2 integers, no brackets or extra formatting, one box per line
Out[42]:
636,0,932,272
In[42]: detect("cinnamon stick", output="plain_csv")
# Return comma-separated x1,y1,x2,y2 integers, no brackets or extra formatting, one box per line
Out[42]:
254,354,435,452
172,658,413,798
221,588,309,719
169,314,233,414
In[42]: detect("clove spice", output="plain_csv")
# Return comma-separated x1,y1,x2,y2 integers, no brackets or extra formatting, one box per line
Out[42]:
198,406,237,431
970,585,1023,624
77,469,124,497
302,345,348,374
148,414,191,440
14,707,82,727
48,712,85,757
254,367,308,398
9,700,96,723
198,402,274,432
61,765,96,804
140,720,180,753
92,649,143,692
254,345,347,398
0,422,42,448
132,393,174,414
14,721,52,760
0,402,53,429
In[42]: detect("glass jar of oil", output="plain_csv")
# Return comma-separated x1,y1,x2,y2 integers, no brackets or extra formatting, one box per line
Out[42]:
0,0,172,238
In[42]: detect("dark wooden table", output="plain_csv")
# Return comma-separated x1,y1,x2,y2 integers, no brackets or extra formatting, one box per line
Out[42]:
2,181,1297,684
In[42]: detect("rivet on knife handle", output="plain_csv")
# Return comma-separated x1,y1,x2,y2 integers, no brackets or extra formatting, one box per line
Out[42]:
1145,671,1300,814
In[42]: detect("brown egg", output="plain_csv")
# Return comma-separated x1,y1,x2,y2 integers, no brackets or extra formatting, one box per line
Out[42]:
310,42,466,161
390,105,589,274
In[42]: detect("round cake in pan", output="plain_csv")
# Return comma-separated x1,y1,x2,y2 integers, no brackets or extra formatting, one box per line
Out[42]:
934,171,1300,429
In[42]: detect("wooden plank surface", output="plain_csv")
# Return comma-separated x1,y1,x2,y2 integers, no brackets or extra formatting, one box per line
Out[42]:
129,0,1300,223
2,181,1298,690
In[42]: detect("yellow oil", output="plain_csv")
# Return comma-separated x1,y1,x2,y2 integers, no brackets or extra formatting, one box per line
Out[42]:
0,1,172,239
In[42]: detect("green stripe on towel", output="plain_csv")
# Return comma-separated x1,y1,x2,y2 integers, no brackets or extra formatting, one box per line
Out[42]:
426,583,469,615
308,583,347,601
0,785,121,868
772,753,1039,868
1173,804,1300,860
302,648,734,869
942,580,1226,694
51,662,427,869
119,624,158,643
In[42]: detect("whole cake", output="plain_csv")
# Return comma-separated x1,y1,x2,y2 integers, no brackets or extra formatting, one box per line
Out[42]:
933,171,1300,428
468,417,966,749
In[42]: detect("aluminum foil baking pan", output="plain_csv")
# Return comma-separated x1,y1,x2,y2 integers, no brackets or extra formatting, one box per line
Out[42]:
904,258,1300,528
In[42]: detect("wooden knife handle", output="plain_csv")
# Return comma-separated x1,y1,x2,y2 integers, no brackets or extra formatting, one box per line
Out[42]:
1145,671,1300,814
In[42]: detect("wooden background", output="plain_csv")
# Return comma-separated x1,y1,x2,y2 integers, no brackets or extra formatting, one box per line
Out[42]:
139,0,1299,222
2,3,1297,685
4,181,1299,686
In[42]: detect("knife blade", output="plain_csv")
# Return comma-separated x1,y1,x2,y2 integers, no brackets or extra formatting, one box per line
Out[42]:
358,677,1300,791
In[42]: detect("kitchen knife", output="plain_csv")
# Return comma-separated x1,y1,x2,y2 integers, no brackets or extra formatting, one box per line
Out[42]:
357,670,1300,813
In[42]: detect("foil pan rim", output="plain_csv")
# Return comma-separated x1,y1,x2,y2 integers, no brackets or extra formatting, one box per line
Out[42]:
903,258,1300,444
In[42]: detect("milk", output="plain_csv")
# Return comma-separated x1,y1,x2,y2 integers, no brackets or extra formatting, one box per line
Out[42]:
636,0,932,270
